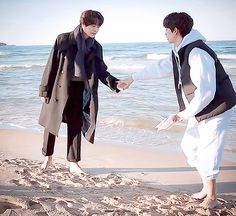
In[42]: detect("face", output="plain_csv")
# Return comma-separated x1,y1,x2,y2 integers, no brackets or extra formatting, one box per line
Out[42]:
165,28,177,44
82,24,100,39
165,27,183,47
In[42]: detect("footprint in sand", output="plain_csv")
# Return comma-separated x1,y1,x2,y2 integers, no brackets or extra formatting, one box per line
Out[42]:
28,200,43,210
0,201,22,214
0,196,26,214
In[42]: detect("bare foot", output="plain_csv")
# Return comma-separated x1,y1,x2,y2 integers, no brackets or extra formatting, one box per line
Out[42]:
41,156,53,170
199,197,218,209
69,162,85,175
191,190,207,200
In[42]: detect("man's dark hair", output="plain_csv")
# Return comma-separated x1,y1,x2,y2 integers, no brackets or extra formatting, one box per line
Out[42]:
163,12,193,37
80,10,104,27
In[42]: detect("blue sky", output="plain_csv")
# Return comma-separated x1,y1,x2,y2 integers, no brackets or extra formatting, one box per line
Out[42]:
1,0,236,45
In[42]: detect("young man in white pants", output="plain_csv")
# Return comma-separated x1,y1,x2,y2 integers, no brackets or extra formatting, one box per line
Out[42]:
117,12,236,209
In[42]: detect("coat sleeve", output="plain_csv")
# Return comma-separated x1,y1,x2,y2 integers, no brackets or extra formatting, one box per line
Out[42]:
95,43,120,92
132,55,173,80
39,39,60,98
97,59,120,92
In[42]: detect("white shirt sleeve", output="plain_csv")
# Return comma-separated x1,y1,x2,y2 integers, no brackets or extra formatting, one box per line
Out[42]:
132,55,173,80
178,48,216,119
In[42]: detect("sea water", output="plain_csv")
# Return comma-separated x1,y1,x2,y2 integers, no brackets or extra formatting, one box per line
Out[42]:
0,41,236,161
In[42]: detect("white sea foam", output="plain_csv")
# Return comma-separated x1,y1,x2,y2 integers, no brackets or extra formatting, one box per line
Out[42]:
8,123,26,129
217,54,236,60
104,56,115,61
108,65,145,71
99,116,184,131
0,63,45,71
0,51,10,56
146,53,169,60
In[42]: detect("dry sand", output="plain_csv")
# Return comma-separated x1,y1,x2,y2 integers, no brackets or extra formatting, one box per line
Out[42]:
0,129,236,215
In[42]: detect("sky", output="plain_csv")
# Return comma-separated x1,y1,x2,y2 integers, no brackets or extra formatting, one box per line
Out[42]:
0,0,236,45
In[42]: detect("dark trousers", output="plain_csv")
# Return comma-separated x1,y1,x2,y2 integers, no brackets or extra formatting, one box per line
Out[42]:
42,81,84,162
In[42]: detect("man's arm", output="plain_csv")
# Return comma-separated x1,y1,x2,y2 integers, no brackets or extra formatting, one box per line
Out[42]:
94,44,120,92
117,55,173,90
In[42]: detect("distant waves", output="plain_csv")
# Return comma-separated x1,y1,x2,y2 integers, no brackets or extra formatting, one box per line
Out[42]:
0,64,45,71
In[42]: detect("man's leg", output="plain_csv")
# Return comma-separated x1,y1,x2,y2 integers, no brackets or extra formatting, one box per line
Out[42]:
67,120,84,174
180,118,209,199
41,128,56,170
199,179,218,209
67,121,82,162
180,117,200,168
196,108,233,208
64,81,85,174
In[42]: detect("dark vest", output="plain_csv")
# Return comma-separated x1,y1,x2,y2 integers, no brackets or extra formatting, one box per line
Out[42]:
172,40,236,122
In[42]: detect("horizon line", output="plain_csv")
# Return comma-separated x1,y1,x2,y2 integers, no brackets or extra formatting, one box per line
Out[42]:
2,39,236,47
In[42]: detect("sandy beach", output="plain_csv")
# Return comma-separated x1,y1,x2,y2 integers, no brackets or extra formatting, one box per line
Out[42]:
0,129,236,215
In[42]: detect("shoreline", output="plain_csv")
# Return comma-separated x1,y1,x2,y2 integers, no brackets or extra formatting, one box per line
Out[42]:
1,128,236,187
1,124,236,162
0,128,236,215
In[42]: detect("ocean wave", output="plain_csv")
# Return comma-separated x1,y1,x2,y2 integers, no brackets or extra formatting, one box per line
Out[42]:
224,146,236,153
0,51,11,56
146,53,169,60
0,63,45,71
108,65,145,71
218,54,236,60
104,55,129,61
99,116,185,132
104,56,115,61
8,123,26,129
104,54,147,61
99,116,157,129
104,53,169,61
0,123,27,129
146,53,236,61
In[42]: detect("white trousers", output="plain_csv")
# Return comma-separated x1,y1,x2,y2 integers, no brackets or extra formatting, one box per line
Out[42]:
181,107,234,180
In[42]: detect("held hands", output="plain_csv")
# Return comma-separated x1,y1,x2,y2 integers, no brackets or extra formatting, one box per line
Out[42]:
117,78,134,91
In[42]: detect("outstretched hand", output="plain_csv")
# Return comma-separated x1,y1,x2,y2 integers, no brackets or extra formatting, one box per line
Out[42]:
117,78,134,90
170,114,182,122
155,114,183,131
